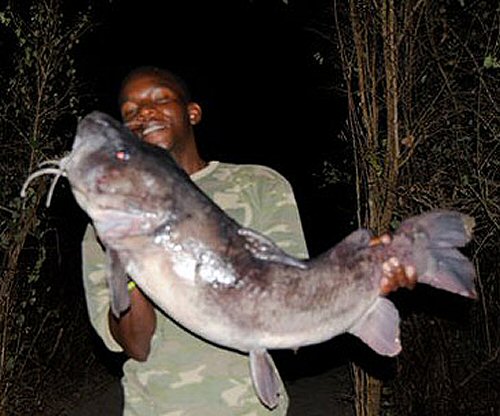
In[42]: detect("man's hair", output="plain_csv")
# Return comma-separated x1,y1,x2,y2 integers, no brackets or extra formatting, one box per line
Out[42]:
119,66,192,104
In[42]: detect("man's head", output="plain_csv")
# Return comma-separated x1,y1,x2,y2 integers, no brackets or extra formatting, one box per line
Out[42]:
118,66,202,164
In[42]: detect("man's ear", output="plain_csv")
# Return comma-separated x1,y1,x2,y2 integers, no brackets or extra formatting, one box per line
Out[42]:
187,102,202,125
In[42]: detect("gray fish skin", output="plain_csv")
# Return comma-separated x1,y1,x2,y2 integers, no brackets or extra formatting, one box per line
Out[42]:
63,111,477,408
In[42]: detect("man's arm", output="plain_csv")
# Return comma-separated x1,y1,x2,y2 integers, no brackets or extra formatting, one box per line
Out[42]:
108,286,156,362
82,224,156,361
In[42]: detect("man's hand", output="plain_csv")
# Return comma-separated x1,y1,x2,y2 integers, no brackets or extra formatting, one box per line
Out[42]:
370,233,417,295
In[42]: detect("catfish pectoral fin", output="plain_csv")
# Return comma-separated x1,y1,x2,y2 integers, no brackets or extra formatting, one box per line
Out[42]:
106,248,131,318
349,297,401,357
249,349,283,409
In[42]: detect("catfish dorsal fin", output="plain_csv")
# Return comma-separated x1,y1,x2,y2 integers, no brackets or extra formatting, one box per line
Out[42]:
249,349,283,409
349,297,401,356
238,228,307,269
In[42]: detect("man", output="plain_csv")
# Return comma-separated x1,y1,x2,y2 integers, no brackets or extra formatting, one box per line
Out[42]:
82,66,414,415
82,66,309,415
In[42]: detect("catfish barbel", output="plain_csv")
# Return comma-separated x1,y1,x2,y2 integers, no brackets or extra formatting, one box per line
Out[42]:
22,111,477,409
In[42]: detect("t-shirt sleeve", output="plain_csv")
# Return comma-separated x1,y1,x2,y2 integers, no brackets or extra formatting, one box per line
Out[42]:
81,224,123,352
248,168,309,259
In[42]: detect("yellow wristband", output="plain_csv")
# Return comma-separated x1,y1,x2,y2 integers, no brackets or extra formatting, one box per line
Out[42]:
127,280,137,292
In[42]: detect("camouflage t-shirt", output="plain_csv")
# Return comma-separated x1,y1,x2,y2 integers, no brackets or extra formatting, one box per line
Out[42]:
82,161,309,415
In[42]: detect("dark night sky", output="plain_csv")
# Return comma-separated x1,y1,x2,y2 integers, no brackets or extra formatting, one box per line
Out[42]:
76,0,354,254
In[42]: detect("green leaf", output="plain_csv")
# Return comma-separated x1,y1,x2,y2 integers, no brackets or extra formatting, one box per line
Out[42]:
483,55,500,69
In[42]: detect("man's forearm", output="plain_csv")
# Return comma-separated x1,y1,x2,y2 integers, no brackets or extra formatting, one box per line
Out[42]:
109,287,156,361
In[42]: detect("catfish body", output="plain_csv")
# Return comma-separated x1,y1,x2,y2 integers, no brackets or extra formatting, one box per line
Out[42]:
58,111,477,408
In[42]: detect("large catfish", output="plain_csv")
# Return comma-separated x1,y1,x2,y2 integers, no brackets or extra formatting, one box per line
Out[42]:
22,111,477,409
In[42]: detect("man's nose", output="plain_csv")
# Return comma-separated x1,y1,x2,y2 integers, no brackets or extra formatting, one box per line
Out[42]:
137,104,156,118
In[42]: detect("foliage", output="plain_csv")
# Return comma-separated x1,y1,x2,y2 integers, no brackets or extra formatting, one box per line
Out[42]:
323,0,499,415
381,2,500,415
0,0,95,413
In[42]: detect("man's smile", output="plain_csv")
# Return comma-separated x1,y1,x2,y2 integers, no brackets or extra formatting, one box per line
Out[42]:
142,123,167,136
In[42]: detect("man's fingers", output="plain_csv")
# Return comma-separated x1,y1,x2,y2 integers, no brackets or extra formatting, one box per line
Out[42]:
372,233,418,294
381,257,418,294
369,233,392,247
404,265,417,288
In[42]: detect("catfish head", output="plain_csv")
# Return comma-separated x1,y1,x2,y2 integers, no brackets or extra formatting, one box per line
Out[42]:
65,111,184,242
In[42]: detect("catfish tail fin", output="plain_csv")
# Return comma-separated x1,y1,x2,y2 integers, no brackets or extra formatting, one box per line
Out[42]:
394,210,476,298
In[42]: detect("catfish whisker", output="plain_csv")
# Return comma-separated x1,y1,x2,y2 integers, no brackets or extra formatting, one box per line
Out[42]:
20,167,67,207
46,169,66,207
38,159,64,168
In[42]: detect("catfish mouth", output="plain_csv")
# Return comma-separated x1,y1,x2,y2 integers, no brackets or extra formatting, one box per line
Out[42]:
71,186,165,241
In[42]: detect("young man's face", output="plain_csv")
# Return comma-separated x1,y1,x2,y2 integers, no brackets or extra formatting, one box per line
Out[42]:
119,73,198,153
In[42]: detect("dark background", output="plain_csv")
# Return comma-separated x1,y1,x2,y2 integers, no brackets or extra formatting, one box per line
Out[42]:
76,0,355,256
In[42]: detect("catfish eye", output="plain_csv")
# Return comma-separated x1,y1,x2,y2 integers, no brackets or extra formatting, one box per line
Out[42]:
115,149,130,161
